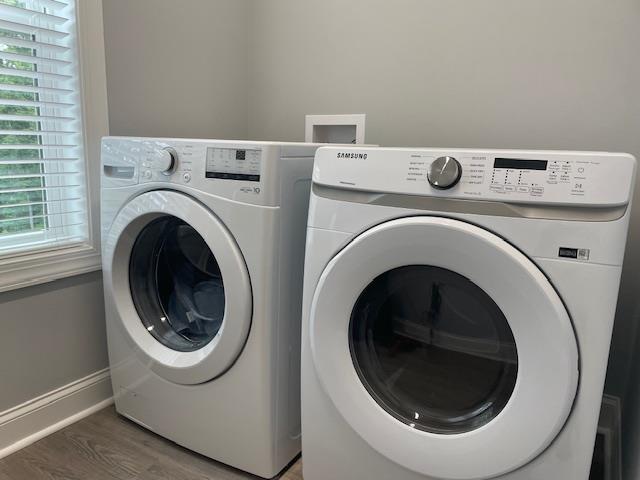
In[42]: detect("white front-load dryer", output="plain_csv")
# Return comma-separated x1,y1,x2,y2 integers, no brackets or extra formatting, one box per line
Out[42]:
301,147,636,479
101,137,325,478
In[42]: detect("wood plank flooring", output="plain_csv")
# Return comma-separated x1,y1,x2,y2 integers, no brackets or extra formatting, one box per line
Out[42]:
0,406,303,480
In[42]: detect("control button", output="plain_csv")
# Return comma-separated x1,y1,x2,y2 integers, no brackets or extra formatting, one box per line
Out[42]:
517,186,530,193
158,147,178,175
427,156,462,190
531,187,544,195
490,185,504,192
183,172,191,183
143,170,152,179
504,185,516,192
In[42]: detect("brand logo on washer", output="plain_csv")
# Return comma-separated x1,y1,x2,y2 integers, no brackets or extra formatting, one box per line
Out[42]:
337,152,368,160
239,186,261,195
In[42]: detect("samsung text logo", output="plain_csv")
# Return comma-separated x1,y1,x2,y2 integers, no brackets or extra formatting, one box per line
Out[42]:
337,152,368,160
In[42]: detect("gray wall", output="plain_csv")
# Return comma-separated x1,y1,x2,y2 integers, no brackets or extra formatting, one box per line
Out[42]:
0,272,108,411
246,0,640,474
102,0,249,139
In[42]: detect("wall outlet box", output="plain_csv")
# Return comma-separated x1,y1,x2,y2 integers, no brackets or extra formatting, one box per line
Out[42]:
305,114,366,144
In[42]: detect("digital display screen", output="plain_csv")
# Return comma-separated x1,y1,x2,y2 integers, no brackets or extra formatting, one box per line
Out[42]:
494,158,548,171
205,147,261,182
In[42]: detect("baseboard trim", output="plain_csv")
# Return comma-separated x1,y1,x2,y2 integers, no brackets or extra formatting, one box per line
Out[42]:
0,368,113,459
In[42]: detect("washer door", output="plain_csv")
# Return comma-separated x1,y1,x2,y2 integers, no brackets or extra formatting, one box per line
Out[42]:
309,217,578,480
104,191,252,385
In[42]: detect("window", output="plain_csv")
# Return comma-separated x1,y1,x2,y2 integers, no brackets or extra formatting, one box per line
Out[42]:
0,0,108,291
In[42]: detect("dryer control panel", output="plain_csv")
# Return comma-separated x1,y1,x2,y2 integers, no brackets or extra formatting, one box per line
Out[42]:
314,147,637,207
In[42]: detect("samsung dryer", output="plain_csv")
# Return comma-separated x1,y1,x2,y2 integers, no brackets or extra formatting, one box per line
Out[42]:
301,147,635,479
101,137,322,478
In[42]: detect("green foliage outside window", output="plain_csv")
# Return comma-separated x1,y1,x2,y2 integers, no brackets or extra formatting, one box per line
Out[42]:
0,13,48,236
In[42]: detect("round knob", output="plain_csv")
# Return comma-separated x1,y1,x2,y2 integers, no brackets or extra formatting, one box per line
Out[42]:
427,156,462,189
157,147,177,175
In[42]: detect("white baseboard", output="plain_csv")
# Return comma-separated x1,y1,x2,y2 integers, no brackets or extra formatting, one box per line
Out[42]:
0,368,113,459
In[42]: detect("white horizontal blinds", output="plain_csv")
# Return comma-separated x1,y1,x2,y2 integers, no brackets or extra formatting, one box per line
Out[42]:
0,0,88,255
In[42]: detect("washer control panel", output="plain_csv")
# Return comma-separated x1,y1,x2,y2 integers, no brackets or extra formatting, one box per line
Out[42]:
102,137,325,207
135,143,263,187
102,138,283,206
315,148,636,206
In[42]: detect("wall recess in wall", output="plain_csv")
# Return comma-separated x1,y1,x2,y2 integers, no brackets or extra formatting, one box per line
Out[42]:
590,394,621,480
305,114,366,144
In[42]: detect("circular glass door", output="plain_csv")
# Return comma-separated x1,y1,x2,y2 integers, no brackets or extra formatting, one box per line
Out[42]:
350,265,518,435
103,190,252,385
129,216,226,352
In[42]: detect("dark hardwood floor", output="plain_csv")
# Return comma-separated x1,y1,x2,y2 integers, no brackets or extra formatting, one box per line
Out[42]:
0,406,303,480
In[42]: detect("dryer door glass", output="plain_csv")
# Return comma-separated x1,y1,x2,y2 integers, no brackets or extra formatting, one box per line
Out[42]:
349,265,517,434
129,215,225,352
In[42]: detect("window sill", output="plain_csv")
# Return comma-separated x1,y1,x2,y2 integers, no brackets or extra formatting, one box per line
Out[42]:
0,244,102,293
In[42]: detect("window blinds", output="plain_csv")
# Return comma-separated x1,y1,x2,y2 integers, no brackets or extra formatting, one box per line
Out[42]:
0,0,88,256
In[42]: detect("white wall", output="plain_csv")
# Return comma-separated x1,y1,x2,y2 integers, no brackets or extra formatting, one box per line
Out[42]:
102,0,249,139
246,0,640,474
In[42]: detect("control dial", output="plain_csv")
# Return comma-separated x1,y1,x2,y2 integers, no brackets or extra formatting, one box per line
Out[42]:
157,147,178,175
427,156,462,189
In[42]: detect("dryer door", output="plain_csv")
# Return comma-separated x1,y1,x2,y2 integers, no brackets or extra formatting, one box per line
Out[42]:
309,216,578,480
103,191,252,385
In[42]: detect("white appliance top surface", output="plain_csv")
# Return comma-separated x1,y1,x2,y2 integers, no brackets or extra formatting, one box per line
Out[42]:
313,147,636,207
103,136,340,157
103,135,330,146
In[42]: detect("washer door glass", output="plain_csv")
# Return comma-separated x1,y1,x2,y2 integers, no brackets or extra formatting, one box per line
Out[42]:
129,215,225,352
350,265,517,434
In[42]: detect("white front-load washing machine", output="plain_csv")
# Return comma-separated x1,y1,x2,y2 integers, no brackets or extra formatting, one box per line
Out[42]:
301,147,636,479
101,137,323,478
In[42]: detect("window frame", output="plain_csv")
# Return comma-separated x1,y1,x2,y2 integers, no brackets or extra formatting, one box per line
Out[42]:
0,0,108,292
